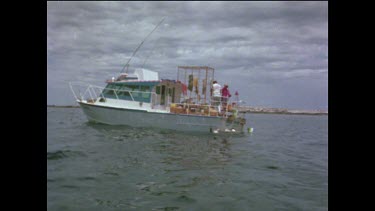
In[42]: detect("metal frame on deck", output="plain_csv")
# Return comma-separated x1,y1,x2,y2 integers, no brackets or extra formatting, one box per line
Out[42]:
177,66,215,105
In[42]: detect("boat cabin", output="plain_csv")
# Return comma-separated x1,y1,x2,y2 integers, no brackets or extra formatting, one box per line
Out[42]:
71,66,242,119
101,68,184,106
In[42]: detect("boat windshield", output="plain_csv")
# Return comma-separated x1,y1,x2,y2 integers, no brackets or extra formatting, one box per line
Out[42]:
102,83,152,103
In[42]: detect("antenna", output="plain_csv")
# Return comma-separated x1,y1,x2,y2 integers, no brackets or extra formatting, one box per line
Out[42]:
120,17,166,73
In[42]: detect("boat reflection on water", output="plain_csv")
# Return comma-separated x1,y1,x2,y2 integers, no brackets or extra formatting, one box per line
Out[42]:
86,121,234,169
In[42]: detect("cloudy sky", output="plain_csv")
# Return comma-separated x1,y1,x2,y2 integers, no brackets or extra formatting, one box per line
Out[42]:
47,1,328,110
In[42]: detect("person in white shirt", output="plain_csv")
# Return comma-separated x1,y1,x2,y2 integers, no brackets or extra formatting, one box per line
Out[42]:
212,80,222,107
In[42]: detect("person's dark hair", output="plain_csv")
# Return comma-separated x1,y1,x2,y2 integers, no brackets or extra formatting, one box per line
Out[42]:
213,80,217,84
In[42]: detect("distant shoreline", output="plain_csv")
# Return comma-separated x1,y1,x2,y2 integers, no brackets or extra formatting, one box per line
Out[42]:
47,105,327,115
237,106,328,115
241,111,328,116
47,105,80,108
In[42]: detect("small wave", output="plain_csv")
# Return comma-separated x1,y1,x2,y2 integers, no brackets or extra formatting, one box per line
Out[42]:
76,176,96,181
60,185,79,189
47,177,65,183
47,178,55,183
151,191,176,196
136,182,156,191
153,206,180,211
47,150,68,160
47,150,86,160
176,195,196,203
266,165,279,170
103,172,119,176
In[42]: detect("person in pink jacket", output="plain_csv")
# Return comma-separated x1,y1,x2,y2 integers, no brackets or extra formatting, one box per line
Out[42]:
221,84,231,106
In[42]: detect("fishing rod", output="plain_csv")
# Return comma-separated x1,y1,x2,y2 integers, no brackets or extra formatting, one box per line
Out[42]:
120,17,166,74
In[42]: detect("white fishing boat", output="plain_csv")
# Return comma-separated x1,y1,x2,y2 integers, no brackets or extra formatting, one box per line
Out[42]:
69,66,246,134
69,19,246,134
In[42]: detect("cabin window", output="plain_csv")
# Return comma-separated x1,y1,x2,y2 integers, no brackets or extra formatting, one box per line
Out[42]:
102,83,153,102
161,86,165,95
168,88,173,97
116,90,131,98
160,85,166,105
139,86,151,102
116,84,131,99
172,87,175,102
104,89,115,96
112,84,137,100
102,84,116,97
123,85,139,91
113,84,122,98
156,86,161,95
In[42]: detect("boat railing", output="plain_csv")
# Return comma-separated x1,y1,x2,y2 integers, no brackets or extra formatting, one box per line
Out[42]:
69,82,94,102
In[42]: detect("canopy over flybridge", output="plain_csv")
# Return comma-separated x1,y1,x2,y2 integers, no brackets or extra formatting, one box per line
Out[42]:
112,68,159,82
134,68,159,81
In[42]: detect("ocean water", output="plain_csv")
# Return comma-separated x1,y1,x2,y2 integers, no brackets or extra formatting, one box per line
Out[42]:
47,107,328,211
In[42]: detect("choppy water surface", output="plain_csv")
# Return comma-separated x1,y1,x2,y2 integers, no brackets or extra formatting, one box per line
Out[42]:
47,107,328,210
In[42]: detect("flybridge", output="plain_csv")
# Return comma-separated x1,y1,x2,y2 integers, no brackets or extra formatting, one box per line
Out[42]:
107,68,160,83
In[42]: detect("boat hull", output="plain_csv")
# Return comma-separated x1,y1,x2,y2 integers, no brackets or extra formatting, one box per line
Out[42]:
78,102,244,133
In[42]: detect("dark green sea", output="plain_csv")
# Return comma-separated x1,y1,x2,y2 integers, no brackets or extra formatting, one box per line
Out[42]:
47,107,328,210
